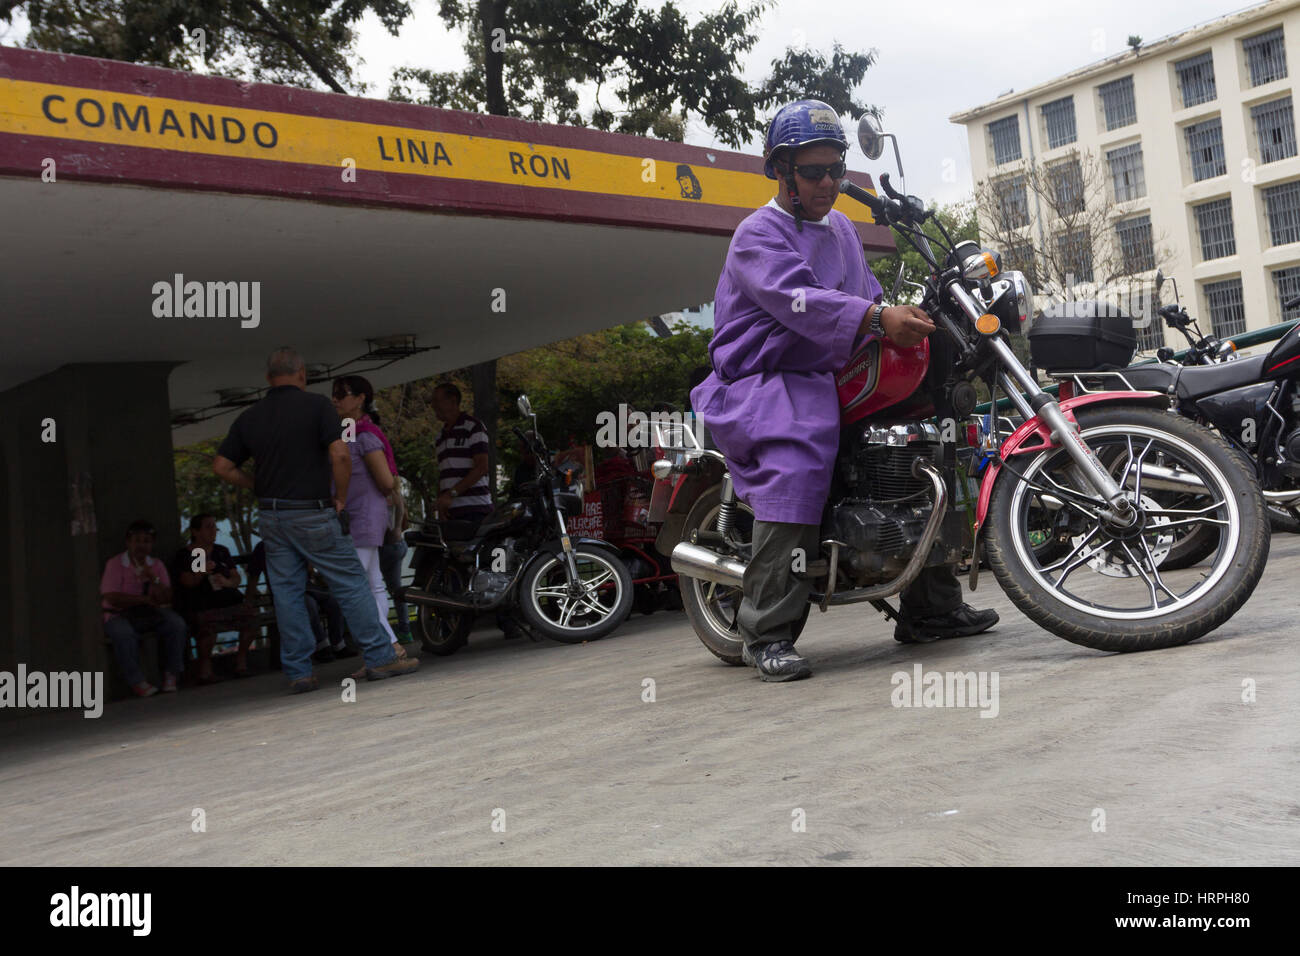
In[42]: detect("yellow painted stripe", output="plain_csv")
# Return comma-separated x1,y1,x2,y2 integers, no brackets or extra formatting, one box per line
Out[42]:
0,77,878,222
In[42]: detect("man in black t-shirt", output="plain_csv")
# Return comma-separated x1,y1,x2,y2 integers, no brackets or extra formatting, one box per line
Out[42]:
212,347,419,693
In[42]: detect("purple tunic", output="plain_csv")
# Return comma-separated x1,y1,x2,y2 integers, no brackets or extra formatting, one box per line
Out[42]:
343,431,390,547
690,202,883,524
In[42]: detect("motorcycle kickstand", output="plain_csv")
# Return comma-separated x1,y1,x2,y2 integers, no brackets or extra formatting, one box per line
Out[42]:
870,599,902,624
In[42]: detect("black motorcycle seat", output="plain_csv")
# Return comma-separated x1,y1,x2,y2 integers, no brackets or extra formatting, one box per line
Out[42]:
1175,354,1270,401
404,518,481,546
437,519,481,541
1118,363,1179,391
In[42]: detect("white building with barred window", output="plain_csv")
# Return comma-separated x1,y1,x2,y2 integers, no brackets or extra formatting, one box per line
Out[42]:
951,0,1300,352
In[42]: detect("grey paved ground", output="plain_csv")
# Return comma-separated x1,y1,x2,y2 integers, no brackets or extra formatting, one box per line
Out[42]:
3,537,1299,866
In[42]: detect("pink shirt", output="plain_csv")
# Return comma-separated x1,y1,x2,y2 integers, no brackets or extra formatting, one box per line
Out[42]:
100,551,171,622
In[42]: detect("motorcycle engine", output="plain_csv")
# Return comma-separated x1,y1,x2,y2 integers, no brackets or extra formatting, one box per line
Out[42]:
823,422,961,583
469,569,514,604
469,537,520,604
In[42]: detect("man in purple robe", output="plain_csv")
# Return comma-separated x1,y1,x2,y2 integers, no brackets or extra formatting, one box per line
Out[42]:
690,99,998,682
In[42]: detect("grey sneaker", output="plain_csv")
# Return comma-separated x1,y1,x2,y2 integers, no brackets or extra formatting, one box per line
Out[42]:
754,640,812,682
366,655,421,681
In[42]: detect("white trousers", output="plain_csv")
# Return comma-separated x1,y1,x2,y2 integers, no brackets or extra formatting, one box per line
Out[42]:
356,545,398,644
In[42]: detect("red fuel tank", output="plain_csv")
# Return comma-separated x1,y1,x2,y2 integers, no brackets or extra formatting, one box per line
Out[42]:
836,337,931,425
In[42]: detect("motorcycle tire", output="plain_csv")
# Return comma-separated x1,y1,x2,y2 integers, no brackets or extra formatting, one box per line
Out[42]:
985,406,1268,652
517,543,633,644
678,483,809,666
1268,504,1300,534
414,561,474,656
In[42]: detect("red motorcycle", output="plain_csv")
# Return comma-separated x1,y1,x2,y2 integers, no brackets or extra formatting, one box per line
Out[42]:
652,116,1268,665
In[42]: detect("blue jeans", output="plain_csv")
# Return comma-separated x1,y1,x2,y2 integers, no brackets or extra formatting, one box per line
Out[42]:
260,507,397,681
379,538,409,635
104,609,187,686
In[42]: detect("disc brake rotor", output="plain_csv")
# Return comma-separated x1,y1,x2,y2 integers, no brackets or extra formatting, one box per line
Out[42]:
1071,493,1173,577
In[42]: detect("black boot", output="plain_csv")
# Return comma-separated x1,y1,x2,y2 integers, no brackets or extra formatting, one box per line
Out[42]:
894,603,998,644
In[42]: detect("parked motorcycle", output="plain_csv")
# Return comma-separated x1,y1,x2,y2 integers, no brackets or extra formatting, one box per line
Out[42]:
403,395,634,653
1124,275,1300,536
654,115,1268,661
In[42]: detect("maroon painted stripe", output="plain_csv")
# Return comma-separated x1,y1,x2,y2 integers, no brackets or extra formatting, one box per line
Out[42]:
0,131,896,248
1267,353,1300,374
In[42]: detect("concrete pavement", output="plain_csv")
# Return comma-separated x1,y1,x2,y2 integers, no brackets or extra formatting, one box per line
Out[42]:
2,537,1298,866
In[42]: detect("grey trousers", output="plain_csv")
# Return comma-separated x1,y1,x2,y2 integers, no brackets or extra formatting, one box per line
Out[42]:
738,520,964,649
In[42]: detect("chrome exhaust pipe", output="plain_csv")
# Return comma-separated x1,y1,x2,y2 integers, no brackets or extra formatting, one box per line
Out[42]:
1130,463,1209,494
1264,488,1300,505
671,541,747,588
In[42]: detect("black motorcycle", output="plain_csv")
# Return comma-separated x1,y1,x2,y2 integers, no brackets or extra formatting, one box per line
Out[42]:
1054,273,1300,550
402,395,634,653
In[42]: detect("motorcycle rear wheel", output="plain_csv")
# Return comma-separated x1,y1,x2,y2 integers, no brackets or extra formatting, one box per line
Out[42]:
985,406,1268,652
415,562,474,656
678,483,809,666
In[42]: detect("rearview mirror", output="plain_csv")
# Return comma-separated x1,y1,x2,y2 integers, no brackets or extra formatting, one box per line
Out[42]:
517,394,533,418
857,113,906,194
858,114,885,160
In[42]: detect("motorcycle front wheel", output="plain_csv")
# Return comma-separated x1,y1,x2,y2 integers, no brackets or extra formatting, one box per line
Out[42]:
985,406,1268,652
518,544,633,644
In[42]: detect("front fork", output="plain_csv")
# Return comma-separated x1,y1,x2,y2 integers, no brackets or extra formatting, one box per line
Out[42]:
553,510,585,591
949,284,1136,527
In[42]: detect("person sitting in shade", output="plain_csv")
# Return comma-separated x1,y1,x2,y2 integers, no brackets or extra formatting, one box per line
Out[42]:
100,519,188,697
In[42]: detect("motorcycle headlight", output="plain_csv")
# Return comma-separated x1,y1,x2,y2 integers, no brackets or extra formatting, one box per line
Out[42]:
990,269,1033,334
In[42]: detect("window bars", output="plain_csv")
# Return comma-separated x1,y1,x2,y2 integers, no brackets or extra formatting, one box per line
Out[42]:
1252,96,1297,164
995,176,1030,228
1185,117,1227,181
1244,27,1288,87
1194,197,1236,260
1116,214,1155,273
1204,277,1246,337
1098,76,1137,130
1175,51,1217,108
1264,180,1300,246
1056,228,1094,283
1042,97,1077,149
1049,159,1085,214
988,116,1021,166
1107,142,1146,202
1272,266,1300,321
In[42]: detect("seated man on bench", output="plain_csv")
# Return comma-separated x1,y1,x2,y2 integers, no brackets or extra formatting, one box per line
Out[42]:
100,519,188,697
172,513,258,681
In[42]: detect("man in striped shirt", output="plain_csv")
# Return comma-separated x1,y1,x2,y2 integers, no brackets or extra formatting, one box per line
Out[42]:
433,382,493,520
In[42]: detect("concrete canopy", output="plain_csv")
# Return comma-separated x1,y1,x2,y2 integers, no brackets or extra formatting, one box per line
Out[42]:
0,47,896,446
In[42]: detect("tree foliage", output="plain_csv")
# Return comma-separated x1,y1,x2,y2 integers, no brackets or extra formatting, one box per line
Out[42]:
6,0,410,92
973,148,1172,307
173,436,258,553
390,1,877,147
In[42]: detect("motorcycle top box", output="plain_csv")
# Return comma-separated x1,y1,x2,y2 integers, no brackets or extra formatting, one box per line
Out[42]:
1027,299,1137,372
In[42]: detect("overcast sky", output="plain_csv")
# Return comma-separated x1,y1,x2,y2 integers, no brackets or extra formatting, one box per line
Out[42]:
3,0,1267,205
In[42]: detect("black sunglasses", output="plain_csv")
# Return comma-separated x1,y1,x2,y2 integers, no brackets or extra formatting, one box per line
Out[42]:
787,160,847,182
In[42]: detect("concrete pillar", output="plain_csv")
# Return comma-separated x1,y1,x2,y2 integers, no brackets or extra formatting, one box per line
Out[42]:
0,363,179,684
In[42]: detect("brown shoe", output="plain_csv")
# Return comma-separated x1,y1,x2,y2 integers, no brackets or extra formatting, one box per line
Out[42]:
366,655,420,681
289,675,319,694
